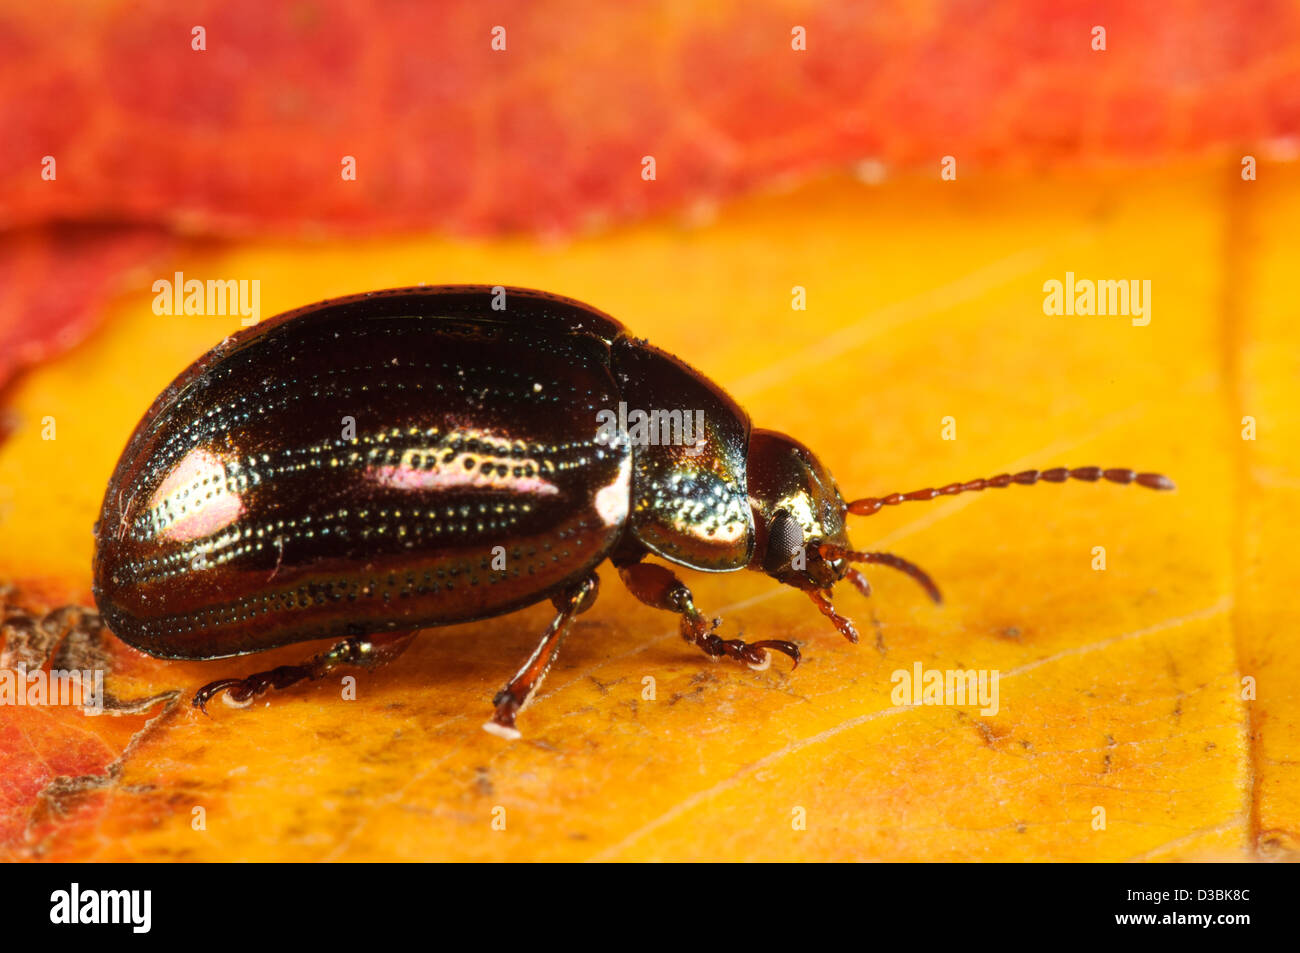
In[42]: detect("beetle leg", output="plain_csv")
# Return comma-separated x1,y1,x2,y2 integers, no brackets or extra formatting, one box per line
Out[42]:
617,560,800,671
807,588,860,643
485,572,600,740
192,629,418,713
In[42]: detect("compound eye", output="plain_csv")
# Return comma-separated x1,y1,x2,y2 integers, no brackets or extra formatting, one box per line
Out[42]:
763,510,806,574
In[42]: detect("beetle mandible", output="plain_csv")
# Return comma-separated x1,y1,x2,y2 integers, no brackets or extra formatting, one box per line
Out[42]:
89,285,1174,738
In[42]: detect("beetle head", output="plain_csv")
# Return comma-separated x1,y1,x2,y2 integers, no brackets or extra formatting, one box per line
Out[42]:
746,429,851,590
746,429,1173,648
746,429,944,644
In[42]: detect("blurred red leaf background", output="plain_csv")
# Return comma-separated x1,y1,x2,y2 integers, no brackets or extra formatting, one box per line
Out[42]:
1,0,1298,398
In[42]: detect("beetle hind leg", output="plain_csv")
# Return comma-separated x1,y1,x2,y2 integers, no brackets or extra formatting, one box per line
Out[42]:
192,628,418,713
617,560,801,671
484,572,600,741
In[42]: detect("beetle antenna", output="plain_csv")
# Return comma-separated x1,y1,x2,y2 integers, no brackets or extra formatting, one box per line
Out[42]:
846,466,1175,516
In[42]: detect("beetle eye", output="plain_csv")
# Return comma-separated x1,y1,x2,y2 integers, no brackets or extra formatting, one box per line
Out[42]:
763,510,806,574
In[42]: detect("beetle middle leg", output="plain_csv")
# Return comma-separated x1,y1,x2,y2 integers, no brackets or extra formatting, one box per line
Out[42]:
616,560,800,671
192,628,419,713
484,572,601,741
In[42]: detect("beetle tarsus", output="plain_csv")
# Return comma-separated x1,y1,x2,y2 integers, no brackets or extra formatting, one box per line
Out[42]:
616,558,800,671
695,622,796,665
193,664,313,712
807,588,860,643
192,678,246,714
192,629,418,714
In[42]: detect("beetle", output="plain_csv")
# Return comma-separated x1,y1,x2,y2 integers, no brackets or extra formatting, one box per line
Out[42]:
90,285,1174,738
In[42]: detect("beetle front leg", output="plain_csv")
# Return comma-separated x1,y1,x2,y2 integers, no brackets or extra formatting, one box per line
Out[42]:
616,560,800,671
484,572,600,740
193,629,419,713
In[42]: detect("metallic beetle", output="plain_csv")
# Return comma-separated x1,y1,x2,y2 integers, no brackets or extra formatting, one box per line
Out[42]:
92,286,1174,737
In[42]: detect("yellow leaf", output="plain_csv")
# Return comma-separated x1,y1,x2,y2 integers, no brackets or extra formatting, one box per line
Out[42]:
1,162,1294,860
